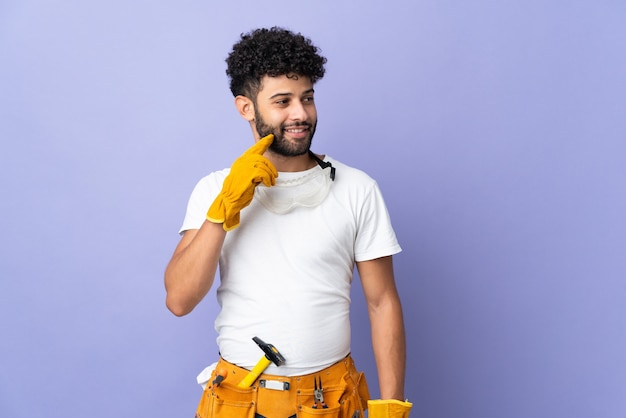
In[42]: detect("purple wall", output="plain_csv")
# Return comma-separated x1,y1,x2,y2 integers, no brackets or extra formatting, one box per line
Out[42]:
1,1,625,417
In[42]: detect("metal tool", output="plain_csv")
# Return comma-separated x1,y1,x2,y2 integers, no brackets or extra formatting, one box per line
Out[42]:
237,336,285,388
312,376,328,409
212,370,227,387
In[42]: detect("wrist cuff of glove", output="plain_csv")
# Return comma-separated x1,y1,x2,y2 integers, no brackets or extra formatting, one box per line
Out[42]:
368,399,412,405
206,196,241,231
206,213,240,231
367,399,412,417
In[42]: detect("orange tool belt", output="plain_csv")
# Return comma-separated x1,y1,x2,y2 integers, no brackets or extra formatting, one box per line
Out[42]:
195,354,370,418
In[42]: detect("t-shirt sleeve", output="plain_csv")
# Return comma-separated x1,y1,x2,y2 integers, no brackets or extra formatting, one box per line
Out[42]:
353,181,402,262
179,170,228,234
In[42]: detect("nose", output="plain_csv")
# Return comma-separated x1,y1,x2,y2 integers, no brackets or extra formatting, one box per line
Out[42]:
288,100,308,122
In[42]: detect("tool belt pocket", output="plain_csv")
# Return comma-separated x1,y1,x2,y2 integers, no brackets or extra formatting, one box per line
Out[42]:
298,406,341,418
297,391,342,418
296,371,369,418
196,380,257,418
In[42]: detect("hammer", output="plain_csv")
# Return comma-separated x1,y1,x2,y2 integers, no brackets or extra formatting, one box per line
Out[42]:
237,336,286,388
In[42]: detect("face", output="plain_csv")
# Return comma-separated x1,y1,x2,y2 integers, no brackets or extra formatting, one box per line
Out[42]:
252,74,318,157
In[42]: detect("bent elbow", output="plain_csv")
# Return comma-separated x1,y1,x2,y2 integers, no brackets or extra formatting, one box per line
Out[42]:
165,296,193,317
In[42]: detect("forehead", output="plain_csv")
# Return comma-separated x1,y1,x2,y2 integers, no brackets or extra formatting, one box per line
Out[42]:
257,74,314,98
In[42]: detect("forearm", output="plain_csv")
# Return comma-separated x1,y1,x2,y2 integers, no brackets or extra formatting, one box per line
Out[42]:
370,296,407,400
164,220,226,316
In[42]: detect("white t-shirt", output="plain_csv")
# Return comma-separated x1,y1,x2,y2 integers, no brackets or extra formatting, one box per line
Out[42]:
180,156,401,375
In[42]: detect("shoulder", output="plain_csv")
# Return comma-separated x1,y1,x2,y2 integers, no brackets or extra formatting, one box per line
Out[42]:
186,168,231,204
325,156,377,187
193,168,231,190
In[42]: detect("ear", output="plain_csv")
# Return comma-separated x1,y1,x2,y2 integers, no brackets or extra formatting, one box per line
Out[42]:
234,95,255,122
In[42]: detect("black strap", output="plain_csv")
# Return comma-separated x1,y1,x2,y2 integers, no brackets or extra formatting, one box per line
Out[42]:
309,151,336,181
254,415,296,418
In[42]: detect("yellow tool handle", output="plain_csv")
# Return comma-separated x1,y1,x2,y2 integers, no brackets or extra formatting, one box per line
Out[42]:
238,356,272,388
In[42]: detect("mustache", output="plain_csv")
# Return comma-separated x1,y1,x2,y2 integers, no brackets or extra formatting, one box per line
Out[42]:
257,121,314,139
282,122,311,129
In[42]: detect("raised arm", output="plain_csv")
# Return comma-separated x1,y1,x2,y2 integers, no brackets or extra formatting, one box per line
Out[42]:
165,134,277,316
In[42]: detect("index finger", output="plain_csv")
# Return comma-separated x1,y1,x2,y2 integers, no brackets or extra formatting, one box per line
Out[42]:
244,133,274,156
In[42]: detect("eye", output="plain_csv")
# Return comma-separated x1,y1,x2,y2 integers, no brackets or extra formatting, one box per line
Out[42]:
303,96,315,103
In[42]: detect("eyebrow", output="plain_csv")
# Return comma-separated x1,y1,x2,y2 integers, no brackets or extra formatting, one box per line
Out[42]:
269,89,315,100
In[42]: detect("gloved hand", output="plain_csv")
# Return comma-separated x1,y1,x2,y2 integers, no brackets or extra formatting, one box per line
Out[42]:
206,134,277,231
368,399,413,418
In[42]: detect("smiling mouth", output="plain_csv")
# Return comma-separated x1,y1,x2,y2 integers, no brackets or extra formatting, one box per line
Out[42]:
283,124,310,135
285,127,308,133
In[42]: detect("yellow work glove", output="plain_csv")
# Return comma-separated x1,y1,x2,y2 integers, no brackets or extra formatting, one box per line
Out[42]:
368,399,413,418
206,134,277,231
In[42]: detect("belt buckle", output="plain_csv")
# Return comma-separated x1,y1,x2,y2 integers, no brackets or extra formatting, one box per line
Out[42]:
259,379,290,391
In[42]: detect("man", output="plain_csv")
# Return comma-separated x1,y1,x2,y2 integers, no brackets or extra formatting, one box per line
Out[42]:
165,27,411,418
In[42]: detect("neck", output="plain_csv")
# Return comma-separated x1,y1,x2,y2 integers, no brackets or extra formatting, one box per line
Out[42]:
265,151,318,172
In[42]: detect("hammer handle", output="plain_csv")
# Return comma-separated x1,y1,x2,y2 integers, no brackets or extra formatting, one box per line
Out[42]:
237,356,272,388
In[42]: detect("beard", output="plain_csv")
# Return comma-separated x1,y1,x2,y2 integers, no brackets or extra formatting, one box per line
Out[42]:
254,108,317,157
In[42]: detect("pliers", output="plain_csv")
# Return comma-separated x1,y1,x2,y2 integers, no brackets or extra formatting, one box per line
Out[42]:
312,376,328,409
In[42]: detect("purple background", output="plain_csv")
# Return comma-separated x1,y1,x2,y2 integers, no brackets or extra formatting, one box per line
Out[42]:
1,1,625,417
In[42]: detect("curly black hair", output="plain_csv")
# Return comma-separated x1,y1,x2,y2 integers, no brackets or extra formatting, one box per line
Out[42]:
226,27,327,98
